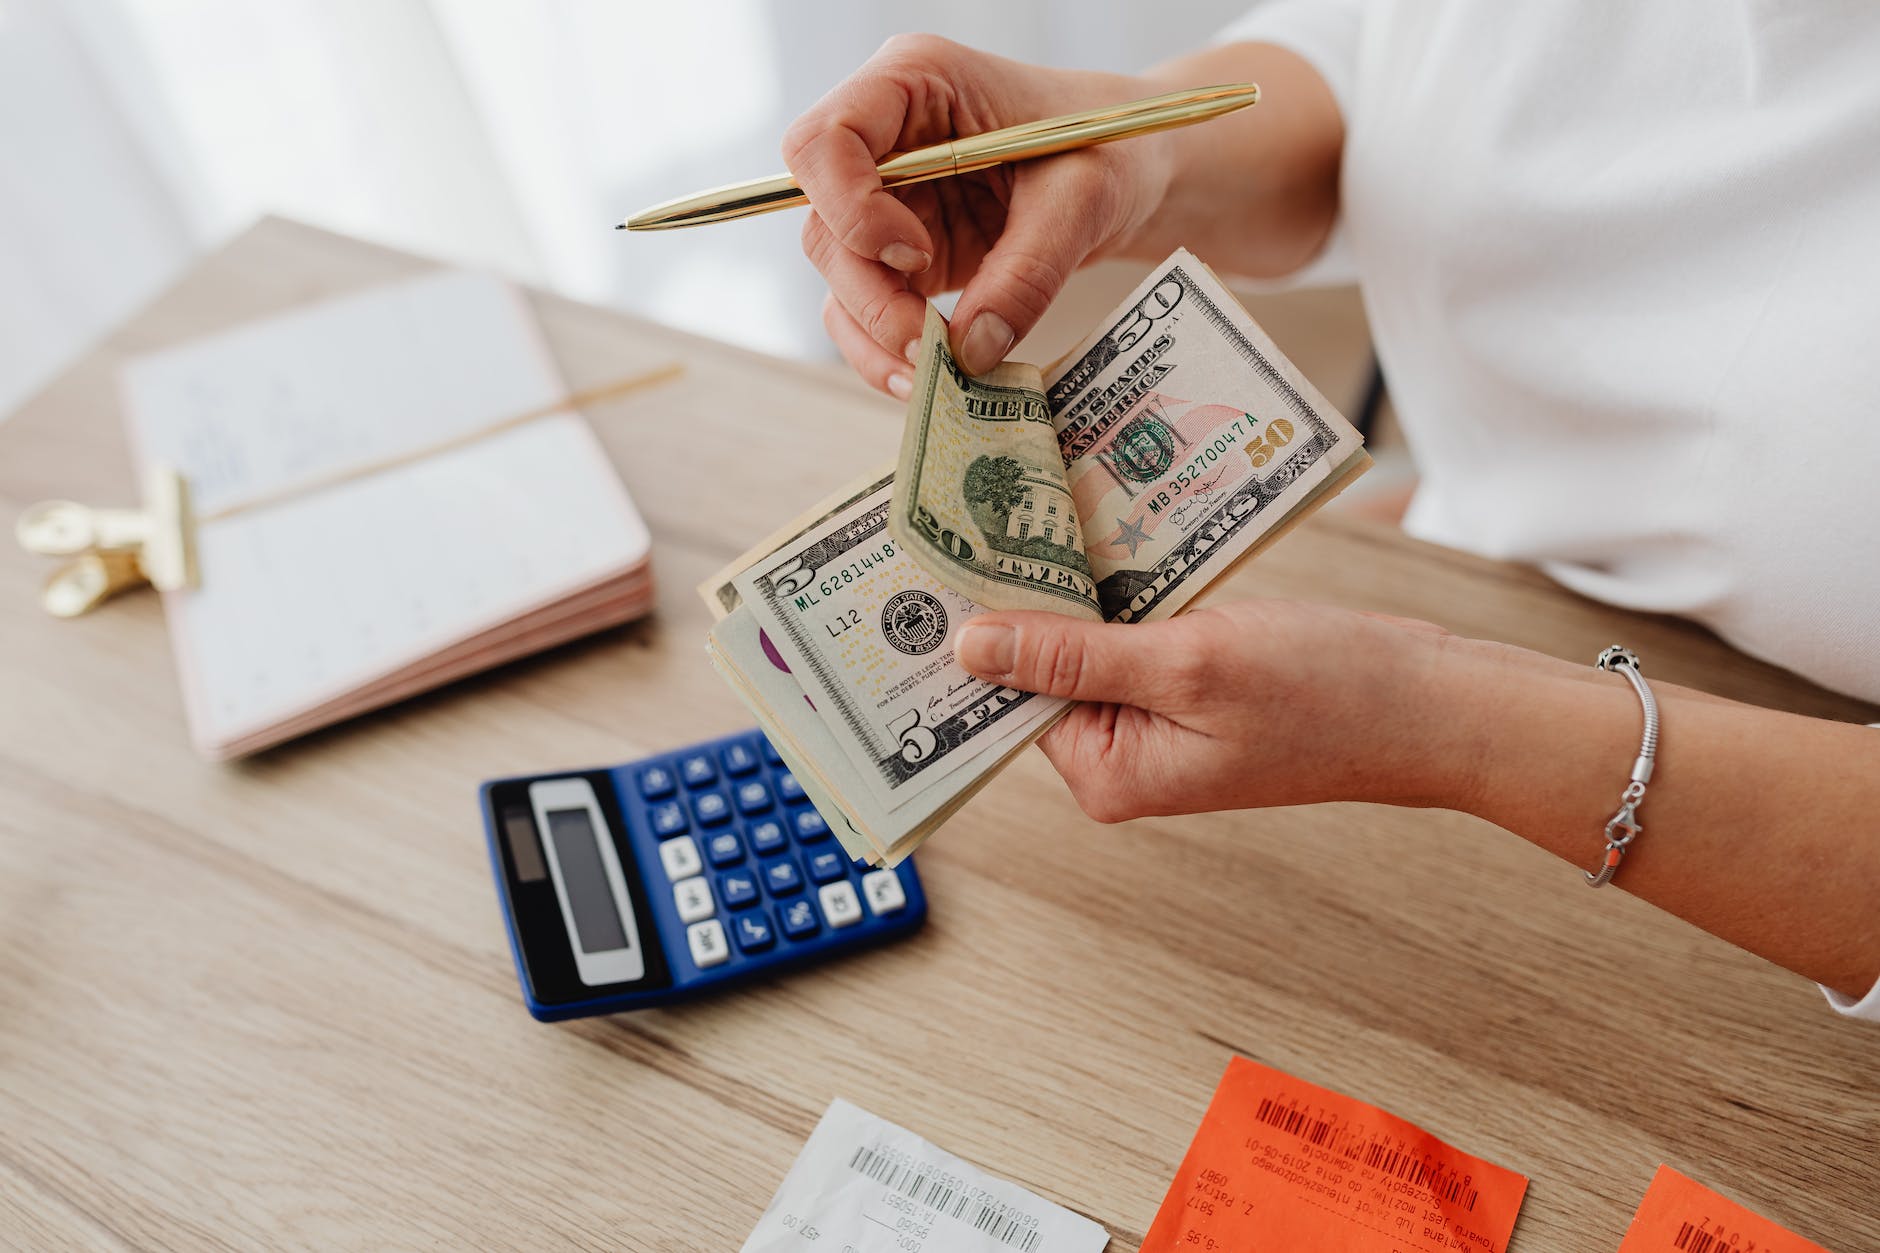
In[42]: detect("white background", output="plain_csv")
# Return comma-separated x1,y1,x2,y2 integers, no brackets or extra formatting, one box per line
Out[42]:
0,0,1254,419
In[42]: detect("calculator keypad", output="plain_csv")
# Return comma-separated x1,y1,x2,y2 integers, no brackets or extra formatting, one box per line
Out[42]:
632,731,914,971
734,780,772,815
747,819,787,855
704,829,744,867
818,881,863,928
762,857,803,896
717,869,759,908
805,849,847,884
733,911,775,953
658,836,702,880
673,877,714,924
778,898,819,939
861,869,907,916
687,919,729,967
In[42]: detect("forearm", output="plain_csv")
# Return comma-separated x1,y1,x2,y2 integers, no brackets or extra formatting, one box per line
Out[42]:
1120,42,1344,279
1437,639,1880,999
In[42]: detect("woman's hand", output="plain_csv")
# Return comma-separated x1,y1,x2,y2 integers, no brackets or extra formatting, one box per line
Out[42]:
782,35,1176,395
955,600,1493,821
785,37,1347,397
958,598,1880,1000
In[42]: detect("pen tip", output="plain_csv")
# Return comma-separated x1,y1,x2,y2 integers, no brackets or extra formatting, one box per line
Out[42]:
615,223,627,230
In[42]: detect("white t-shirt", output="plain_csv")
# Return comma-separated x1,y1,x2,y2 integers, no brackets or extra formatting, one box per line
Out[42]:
1221,2,1880,1020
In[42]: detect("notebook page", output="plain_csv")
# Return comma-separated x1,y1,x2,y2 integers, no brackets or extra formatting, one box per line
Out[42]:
117,269,655,754
165,415,649,753
122,270,566,516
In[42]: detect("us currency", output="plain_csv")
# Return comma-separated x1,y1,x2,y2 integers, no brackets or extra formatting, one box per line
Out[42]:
891,304,1102,619
731,477,1066,813
701,465,893,620
707,603,1015,866
891,248,1368,625
1044,247,1368,623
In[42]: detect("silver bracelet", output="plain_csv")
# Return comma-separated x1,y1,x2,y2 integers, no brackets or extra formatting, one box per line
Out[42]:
1583,645,1659,888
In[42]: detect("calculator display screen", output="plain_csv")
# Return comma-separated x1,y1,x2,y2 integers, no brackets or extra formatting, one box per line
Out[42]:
545,809,628,952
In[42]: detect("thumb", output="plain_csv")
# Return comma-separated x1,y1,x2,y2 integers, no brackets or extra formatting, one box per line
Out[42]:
949,159,1111,374
956,611,1156,704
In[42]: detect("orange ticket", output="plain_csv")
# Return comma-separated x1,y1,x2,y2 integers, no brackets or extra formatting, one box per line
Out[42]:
1142,1057,1528,1252
1616,1165,1831,1253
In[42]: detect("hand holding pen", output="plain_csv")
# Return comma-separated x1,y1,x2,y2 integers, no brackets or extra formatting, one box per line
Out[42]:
630,36,1256,395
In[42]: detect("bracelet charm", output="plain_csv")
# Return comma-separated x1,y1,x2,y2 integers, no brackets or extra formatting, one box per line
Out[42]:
1584,646,1658,888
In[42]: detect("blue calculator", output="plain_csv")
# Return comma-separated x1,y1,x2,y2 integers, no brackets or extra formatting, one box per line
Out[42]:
480,728,927,1020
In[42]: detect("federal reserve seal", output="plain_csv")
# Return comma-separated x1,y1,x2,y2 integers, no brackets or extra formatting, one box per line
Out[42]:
880,590,948,655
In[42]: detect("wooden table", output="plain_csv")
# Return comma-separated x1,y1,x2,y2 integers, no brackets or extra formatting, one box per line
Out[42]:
3,218,1874,1251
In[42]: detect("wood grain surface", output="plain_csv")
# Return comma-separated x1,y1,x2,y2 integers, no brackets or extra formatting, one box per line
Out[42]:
1,219,1873,1252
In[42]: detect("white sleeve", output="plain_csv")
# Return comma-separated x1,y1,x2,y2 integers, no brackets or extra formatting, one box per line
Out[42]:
1818,723,1880,1021
1821,978,1880,1022
1213,0,1367,288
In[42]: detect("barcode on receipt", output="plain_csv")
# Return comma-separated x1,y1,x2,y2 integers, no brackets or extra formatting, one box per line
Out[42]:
1256,1094,1482,1211
849,1145,1045,1251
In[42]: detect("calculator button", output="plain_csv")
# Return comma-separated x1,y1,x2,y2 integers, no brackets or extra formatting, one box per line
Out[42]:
761,857,804,896
792,808,830,842
776,771,806,803
717,869,759,909
637,766,676,799
680,754,717,787
818,881,863,928
778,898,820,940
686,919,729,968
733,910,776,953
657,836,702,880
760,736,784,766
705,829,744,868
805,849,847,884
649,802,688,837
691,791,732,826
720,742,760,776
747,819,787,855
861,869,907,916
672,876,714,924
734,779,772,816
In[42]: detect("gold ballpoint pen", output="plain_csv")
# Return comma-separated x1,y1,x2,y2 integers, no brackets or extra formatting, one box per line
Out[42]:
620,82,1259,231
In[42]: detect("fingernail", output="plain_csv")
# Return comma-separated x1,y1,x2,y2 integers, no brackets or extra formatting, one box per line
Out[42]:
957,622,1014,677
886,371,912,400
959,313,1015,375
879,243,930,274
902,339,921,365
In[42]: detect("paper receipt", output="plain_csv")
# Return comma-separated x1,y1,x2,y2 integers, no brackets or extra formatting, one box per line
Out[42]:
742,1099,1109,1253
1616,1165,1830,1253
1142,1057,1528,1252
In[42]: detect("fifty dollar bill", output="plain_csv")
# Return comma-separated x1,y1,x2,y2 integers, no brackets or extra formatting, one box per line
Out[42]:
893,248,1369,623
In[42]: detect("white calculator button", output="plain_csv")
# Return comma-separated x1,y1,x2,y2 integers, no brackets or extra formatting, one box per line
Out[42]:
818,881,863,929
686,919,729,968
860,869,907,916
672,876,714,924
658,836,702,880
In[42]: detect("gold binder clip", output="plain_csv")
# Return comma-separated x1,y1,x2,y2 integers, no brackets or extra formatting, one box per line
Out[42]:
16,465,199,617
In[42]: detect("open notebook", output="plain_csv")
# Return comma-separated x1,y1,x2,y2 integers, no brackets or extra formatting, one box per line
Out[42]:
121,270,661,759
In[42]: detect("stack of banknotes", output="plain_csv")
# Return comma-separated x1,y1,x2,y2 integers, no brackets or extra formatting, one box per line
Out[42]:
700,249,1369,866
